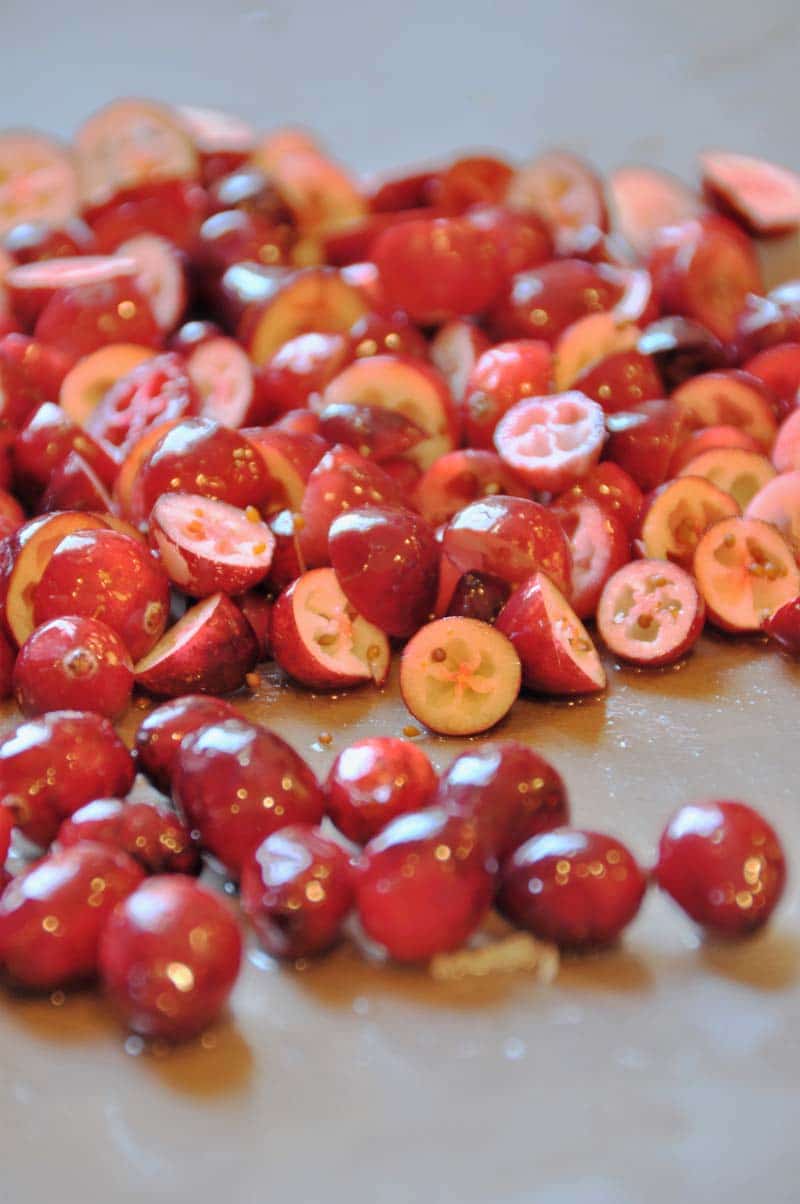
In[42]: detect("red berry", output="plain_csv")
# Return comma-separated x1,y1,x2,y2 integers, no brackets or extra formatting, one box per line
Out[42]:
13,616,133,718
0,333,71,428
0,842,144,989
241,824,355,958
498,829,647,948
135,694,240,791
57,798,200,874
325,738,438,844
356,809,495,962
34,276,161,362
462,339,552,449
87,352,199,453
656,800,786,935
99,875,242,1040
490,259,622,345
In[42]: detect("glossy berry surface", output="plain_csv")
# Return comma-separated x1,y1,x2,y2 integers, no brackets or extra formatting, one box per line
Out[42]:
497,829,647,948
99,876,242,1041
325,738,438,845
13,616,134,718
34,277,161,362
135,694,241,792
655,800,786,935
57,798,200,874
241,824,355,958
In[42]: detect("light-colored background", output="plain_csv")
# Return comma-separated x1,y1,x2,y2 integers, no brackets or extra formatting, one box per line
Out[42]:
3,2,800,1202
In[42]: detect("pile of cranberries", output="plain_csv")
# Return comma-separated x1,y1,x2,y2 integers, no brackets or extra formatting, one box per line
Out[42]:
0,101,796,1039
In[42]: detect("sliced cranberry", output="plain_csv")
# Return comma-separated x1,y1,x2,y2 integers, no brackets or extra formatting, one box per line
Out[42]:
208,165,292,222
317,402,424,463
553,312,641,393
609,164,704,258
494,391,606,493
348,310,428,361
446,571,510,623
555,461,644,533
745,470,800,562
435,741,568,862
235,590,273,659
465,204,554,278
196,209,292,275
637,317,730,390
700,151,800,237
299,444,404,568
763,595,800,653
428,156,513,213
241,825,355,958
135,694,240,791
671,370,777,451
0,804,11,864
461,339,552,449
429,319,489,404
34,276,162,363
736,290,800,358
57,798,200,874
656,800,786,935
245,267,368,367
693,515,800,632
677,447,775,510
597,559,705,667
552,496,631,618
368,169,438,212
573,349,664,415
244,426,328,514
604,399,685,491
12,400,118,503
173,717,324,877
744,343,800,419
149,492,275,597
507,150,607,252
356,808,494,962
669,425,761,474
774,405,800,477
99,876,242,1040
4,218,97,265
266,508,306,591
498,829,647,949
325,738,438,844
490,259,622,345
638,476,738,570
0,843,144,990
39,450,112,514
87,352,198,453
84,178,208,254
135,592,258,697
412,449,529,529
13,615,133,718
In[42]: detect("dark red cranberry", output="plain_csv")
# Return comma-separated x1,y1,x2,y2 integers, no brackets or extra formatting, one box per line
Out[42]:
0,629,15,700
317,402,424,463
13,616,133,718
0,710,135,846
241,824,355,958
604,399,685,492
99,875,242,1040
355,808,495,962
196,209,291,274
497,829,647,948
0,842,144,989
325,738,438,844
134,694,240,791
655,800,786,936
435,741,569,861
173,717,324,877
637,317,730,390
57,798,200,874
299,444,405,568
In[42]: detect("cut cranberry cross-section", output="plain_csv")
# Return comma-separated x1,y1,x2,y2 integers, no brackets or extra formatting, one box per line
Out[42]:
596,559,705,667
494,390,605,493
693,516,800,632
149,492,275,597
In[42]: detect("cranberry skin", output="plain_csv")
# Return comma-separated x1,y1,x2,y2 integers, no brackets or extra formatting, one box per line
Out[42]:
637,317,730,391
99,876,242,1041
325,738,438,845
13,401,118,503
498,829,647,948
33,529,170,661
299,444,405,568
317,402,423,464
84,179,208,254
490,259,622,346
208,167,292,224
255,332,352,418
655,800,786,936
462,340,553,449
0,710,135,846
356,808,494,962
412,448,529,529
0,628,15,700
604,399,685,492
34,278,162,363
173,718,324,878
436,741,569,862
446,571,510,623
465,204,554,278
0,333,71,428
13,616,133,719
241,824,355,958
4,218,97,265
57,799,200,875
556,461,644,533
135,694,240,791
87,352,199,453
328,505,439,637
0,843,144,989
764,596,800,654
373,217,503,324
133,418,271,524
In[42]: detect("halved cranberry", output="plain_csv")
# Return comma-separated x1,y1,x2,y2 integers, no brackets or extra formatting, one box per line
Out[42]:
0,333,71,427
435,741,568,862
498,829,647,948
34,276,162,363
461,339,552,449
677,447,775,510
671,370,777,451
84,178,208,254
13,615,133,718
4,218,97,265
241,825,355,959
656,800,786,935
490,259,622,345
446,571,510,623
412,449,529,529
317,403,424,463
0,842,144,989
700,151,800,237
736,289,800,358
428,156,513,213
744,343,800,419
87,352,198,453
637,476,738,570
465,204,554,278
39,450,113,514
57,798,200,874
429,319,489,404
135,693,240,791
507,149,608,252
553,312,641,393
669,425,761,474
299,444,404,568
0,709,134,846
244,426,329,514
552,496,630,618
173,716,324,877
693,515,800,631
0,629,14,700
266,508,306,591
254,331,352,418
763,595,800,653
134,592,258,698
604,399,685,491
13,400,118,503
196,209,292,275
149,492,275,597
745,470,800,561
348,310,429,361
637,317,729,390
99,876,242,1040
608,165,704,258
245,267,368,366
555,461,644,533
597,560,705,667
325,738,438,844
494,391,606,493
356,808,495,962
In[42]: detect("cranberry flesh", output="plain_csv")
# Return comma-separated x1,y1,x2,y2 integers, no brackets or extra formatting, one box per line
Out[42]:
240,824,355,958
173,717,324,877
134,694,240,791
655,800,786,935
325,737,438,844
498,829,647,948
57,798,200,874
99,875,242,1041
0,842,144,989
356,808,495,962
435,741,569,861
13,615,133,718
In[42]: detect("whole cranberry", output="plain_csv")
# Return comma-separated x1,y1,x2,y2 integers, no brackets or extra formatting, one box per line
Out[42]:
356,808,495,962
655,800,786,935
34,277,162,363
135,695,241,792
0,333,71,428
325,738,438,844
173,718,324,877
435,741,568,861
241,824,355,958
0,711,135,846
497,829,647,949
0,842,144,989
99,876,242,1041
57,798,200,874
32,528,170,661
13,616,134,719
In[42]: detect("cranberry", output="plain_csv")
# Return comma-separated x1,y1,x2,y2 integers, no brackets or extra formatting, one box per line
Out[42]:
348,310,428,361
135,694,240,791
0,629,14,699
325,738,438,844
13,616,133,718
299,444,405,568
207,167,292,224
241,824,355,958
4,218,97,265
173,717,324,877
604,399,685,492
99,876,242,1040
498,829,647,948
84,179,208,254
255,332,352,418
655,800,786,935
462,339,553,449
12,401,118,503
0,805,11,864
0,710,135,846
428,156,513,213
637,317,730,390
33,528,170,661
57,799,200,875
573,350,664,415
196,209,292,275
435,741,569,861
87,352,199,453
0,843,144,989
317,402,424,463
34,277,162,363
556,462,644,533
446,571,510,623
490,259,622,345
465,204,553,278
0,333,71,427
412,448,529,529
356,808,495,962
